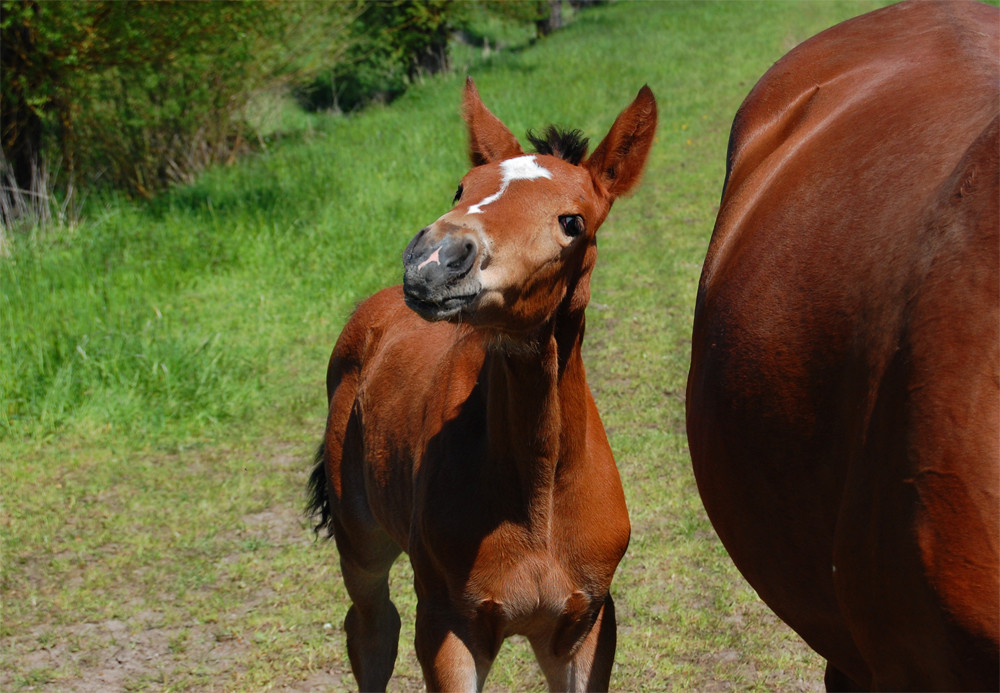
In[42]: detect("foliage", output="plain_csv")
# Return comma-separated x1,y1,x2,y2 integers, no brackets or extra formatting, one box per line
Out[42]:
298,0,557,114
299,0,453,113
477,0,555,35
0,0,358,199
0,0,565,208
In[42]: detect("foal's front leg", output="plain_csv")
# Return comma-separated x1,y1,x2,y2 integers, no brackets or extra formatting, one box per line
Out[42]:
414,600,498,692
532,594,618,693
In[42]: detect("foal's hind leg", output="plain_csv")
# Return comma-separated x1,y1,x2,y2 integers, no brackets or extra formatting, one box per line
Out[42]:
332,514,402,692
318,323,407,689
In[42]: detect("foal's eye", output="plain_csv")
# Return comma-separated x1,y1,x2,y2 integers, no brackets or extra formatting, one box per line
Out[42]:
453,185,463,203
559,214,585,238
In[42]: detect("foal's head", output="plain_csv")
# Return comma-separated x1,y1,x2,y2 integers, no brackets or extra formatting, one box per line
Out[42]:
403,78,657,336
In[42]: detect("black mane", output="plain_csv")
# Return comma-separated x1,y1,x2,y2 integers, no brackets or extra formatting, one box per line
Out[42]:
527,125,590,165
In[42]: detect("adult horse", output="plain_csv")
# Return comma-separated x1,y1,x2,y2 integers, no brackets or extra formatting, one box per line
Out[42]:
686,1,998,690
309,78,656,691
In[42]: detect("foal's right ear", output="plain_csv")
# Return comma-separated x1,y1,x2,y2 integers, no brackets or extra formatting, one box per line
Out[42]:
463,77,524,166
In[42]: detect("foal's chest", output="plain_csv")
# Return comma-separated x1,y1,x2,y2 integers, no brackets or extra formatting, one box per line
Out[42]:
460,540,607,643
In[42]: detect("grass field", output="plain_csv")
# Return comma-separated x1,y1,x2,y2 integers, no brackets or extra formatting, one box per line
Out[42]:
2,2,887,690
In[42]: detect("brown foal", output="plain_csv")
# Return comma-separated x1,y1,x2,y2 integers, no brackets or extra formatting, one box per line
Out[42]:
308,78,656,691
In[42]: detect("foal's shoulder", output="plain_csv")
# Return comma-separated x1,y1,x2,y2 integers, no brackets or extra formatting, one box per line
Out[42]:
331,286,409,364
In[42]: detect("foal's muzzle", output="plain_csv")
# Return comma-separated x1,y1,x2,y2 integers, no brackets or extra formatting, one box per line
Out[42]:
403,227,482,321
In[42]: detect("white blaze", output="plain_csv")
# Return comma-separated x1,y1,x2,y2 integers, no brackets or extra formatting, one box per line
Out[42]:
467,155,553,215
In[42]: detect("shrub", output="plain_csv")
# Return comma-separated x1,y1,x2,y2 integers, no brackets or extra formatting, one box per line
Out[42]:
296,0,564,114
0,0,358,201
298,0,454,113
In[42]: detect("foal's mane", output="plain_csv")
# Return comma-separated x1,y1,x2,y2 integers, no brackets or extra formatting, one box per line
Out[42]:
527,126,590,165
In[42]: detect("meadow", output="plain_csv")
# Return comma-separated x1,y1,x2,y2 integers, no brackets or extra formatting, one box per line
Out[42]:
2,1,886,690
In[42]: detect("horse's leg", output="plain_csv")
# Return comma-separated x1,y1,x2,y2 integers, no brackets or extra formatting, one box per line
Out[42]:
824,661,868,692
414,600,494,693
333,514,402,692
320,352,404,691
531,594,617,693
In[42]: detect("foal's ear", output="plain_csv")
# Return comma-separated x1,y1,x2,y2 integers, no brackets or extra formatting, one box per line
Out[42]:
586,85,658,199
463,77,524,166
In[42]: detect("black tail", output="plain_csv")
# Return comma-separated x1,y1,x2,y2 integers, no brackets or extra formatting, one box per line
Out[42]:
306,442,334,538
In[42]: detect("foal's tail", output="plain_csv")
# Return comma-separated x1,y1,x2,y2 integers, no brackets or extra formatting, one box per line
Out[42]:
306,442,335,538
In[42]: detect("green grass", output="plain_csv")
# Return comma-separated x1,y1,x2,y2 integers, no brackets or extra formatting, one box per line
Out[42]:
2,1,888,690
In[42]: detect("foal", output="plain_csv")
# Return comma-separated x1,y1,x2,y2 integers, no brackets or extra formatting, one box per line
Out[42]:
309,78,657,692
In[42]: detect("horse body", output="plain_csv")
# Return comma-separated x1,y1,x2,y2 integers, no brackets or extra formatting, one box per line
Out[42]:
311,79,656,691
687,2,999,690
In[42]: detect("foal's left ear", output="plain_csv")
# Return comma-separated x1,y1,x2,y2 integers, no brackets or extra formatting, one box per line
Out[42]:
586,85,658,200
463,77,524,166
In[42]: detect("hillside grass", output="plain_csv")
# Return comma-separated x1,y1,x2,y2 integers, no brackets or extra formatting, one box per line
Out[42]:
2,1,887,690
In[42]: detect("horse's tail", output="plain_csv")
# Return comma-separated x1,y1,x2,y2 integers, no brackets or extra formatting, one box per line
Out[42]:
306,442,334,538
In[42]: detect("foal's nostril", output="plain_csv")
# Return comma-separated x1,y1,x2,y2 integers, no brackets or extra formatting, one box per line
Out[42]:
448,241,476,271
442,238,478,278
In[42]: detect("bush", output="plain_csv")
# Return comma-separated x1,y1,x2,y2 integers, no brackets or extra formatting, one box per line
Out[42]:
0,1,358,201
296,0,566,114
298,0,454,113
0,0,581,214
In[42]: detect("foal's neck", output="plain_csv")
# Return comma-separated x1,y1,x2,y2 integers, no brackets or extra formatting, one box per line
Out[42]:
483,308,589,527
